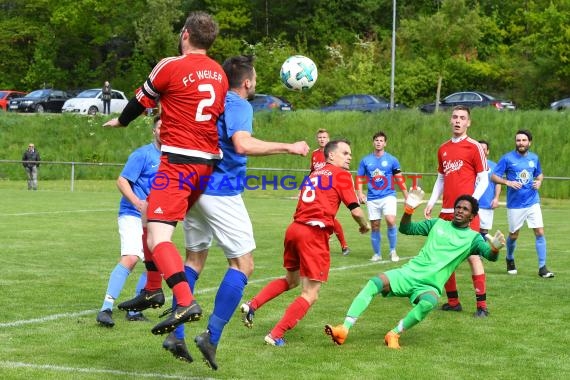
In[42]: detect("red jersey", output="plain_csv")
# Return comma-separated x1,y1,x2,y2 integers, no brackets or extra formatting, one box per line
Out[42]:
437,137,488,211
310,148,326,172
137,54,228,158
294,164,358,231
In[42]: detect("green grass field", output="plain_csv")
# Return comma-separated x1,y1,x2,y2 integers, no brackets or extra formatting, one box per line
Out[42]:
2,183,569,379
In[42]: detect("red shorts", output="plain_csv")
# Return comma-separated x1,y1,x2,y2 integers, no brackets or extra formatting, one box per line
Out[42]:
283,222,331,282
146,156,214,222
439,212,480,231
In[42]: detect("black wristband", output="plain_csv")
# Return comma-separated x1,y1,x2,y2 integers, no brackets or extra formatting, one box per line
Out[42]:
118,97,146,126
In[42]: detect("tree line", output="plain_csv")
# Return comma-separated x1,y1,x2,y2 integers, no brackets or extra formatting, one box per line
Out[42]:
1,0,568,110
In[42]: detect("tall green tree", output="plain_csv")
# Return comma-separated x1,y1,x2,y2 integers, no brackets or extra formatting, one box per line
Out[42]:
400,0,483,111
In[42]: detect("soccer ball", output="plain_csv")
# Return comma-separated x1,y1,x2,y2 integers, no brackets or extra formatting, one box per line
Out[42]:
280,55,318,91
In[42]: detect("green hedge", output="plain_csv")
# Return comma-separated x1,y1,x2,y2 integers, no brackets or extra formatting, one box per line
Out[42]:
1,109,569,197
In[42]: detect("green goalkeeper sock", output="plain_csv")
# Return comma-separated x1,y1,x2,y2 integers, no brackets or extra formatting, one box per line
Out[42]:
394,292,437,333
343,277,383,329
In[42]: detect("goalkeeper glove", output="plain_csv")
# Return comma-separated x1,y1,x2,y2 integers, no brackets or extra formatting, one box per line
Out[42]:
485,230,506,253
404,187,425,214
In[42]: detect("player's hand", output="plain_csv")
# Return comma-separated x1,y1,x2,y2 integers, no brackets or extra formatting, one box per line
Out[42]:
290,141,310,156
406,187,425,208
423,204,433,219
102,118,123,128
485,230,506,253
359,223,371,234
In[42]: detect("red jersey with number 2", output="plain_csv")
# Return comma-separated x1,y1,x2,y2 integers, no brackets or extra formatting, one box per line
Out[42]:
294,163,358,231
136,53,228,156
437,137,488,210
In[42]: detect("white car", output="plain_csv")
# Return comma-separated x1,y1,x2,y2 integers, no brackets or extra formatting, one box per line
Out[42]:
62,88,129,115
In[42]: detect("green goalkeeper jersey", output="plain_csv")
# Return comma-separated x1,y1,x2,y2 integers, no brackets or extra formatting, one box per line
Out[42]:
398,218,498,293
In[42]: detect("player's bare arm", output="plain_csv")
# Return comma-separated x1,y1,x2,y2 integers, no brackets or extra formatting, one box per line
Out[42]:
350,207,370,233
232,131,309,156
491,173,523,190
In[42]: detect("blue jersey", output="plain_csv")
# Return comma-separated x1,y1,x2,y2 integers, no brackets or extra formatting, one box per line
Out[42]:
357,152,402,200
478,159,497,209
205,91,253,196
118,142,161,217
493,150,542,209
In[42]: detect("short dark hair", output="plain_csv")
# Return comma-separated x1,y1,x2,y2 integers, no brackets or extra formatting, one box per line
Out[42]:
454,194,479,216
373,131,387,141
222,55,255,89
515,129,532,141
324,139,350,158
478,140,489,148
183,11,218,50
452,105,471,116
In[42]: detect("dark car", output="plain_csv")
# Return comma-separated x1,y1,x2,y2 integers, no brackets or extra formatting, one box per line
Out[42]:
249,94,293,112
8,89,70,113
0,90,27,111
550,98,570,111
419,91,516,113
320,94,397,112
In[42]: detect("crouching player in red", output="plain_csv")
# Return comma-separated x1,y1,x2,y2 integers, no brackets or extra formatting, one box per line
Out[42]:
325,191,505,349
240,139,370,346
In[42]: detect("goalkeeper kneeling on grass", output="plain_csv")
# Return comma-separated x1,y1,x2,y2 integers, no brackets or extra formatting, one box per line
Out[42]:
325,190,505,349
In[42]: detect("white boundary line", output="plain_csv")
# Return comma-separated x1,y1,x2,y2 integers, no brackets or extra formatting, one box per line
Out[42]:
0,361,213,380
0,257,406,377
0,257,409,329
5,209,115,216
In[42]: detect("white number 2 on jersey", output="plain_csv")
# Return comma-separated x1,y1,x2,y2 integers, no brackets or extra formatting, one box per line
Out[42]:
196,84,215,121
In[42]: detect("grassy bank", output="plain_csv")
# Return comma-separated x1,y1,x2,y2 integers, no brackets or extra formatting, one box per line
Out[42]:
1,109,569,197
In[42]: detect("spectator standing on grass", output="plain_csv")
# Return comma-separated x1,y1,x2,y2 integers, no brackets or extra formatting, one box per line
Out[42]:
96,116,161,328
160,55,309,369
477,140,502,238
104,11,229,339
22,143,40,190
240,139,370,347
102,81,112,115
325,193,505,350
356,131,408,263
491,129,554,278
423,105,491,317
311,128,350,256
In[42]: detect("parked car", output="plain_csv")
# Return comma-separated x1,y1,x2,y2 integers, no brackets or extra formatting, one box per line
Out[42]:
320,94,398,112
550,97,570,111
62,88,129,115
8,89,70,113
419,91,516,113
0,90,27,111
249,94,293,112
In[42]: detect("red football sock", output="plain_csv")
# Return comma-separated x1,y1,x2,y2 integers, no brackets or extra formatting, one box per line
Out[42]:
250,278,290,310
472,273,487,309
334,219,348,248
142,227,162,290
444,272,460,306
270,296,310,339
153,241,193,306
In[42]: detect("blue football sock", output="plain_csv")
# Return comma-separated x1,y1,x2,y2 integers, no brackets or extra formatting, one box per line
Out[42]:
127,271,147,317
135,271,147,295
535,235,547,268
102,263,130,311
506,236,516,261
173,265,200,339
207,268,248,345
387,226,397,251
371,230,381,256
